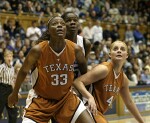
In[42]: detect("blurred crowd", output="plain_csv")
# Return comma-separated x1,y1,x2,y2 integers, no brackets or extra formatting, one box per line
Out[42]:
0,0,150,92
0,0,150,24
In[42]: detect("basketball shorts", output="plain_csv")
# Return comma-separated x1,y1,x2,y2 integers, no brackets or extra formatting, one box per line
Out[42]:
93,111,108,123
22,89,86,123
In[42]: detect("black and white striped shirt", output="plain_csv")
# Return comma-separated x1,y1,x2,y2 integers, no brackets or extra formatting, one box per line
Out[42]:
0,63,14,85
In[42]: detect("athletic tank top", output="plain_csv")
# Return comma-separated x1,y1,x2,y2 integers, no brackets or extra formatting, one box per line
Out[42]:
74,35,85,79
93,62,123,114
32,40,76,100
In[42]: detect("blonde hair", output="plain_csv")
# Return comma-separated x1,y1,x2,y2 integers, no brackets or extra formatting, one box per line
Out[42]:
4,49,13,57
110,40,128,52
14,63,22,73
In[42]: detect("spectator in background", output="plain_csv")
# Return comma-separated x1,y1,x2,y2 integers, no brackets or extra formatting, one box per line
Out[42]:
144,28,150,46
122,10,130,24
103,38,112,54
125,67,138,86
38,20,47,34
34,4,44,16
133,24,145,43
26,20,41,42
44,6,53,16
125,24,135,43
13,50,25,66
109,4,120,16
82,20,93,43
140,67,150,85
138,43,149,61
125,40,135,56
0,41,6,64
129,55,143,81
15,3,24,15
91,20,103,43
23,38,31,56
144,56,150,72
10,0,18,12
3,17,18,39
103,24,112,41
0,0,8,10
91,41,103,61
54,1,64,15
87,51,99,70
23,0,35,13
1,1,12,12
2,31,14,51
65,1,80,17
100,7,109,21
105,0,111,13
13,35,23,58
38,13,47,34
111,24,120,41
15,21,26,40
84,0,92,10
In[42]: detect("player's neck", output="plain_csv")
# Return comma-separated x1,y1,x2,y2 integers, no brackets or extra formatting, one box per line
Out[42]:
66,33,77,43
49,40,66,53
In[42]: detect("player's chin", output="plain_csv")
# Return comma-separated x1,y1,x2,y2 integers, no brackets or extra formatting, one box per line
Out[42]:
114,57,125,61
57,33,65,38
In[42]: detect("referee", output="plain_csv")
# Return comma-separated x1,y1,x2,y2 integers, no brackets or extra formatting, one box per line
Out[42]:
0,49,18,123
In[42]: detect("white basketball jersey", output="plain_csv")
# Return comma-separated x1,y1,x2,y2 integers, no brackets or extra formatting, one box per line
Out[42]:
77,35,85,55
74,35,85,79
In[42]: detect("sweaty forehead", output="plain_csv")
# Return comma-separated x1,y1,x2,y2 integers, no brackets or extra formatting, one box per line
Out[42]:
112,42,127,50
65,13,78,19
51,16,64,22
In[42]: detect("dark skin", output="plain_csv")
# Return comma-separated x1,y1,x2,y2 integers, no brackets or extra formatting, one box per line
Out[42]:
64,12,91,61
38,13,91,70
61,12,92,100
8,16,94,123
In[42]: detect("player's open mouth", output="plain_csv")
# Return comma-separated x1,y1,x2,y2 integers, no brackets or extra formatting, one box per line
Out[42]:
57,29,64,34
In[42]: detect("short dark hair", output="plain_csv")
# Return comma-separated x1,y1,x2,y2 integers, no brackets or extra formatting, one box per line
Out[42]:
61,12,78,20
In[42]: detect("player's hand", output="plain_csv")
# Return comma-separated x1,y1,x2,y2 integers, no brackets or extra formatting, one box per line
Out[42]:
8,92,18,108
87,96,97,115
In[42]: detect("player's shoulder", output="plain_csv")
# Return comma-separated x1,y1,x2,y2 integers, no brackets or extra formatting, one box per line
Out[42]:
30,43,42,55
77,35,83,41
83,38,91,48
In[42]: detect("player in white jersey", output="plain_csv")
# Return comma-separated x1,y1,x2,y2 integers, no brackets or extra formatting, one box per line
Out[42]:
61,12,91,79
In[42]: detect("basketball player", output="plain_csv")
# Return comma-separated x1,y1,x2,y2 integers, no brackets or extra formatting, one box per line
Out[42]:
38,12,91,78
61,12,91,62
73,41,144,123
50,12,92,123
8,15,95,123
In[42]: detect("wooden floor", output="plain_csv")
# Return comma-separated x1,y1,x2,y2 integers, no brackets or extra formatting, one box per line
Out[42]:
108,115,150,123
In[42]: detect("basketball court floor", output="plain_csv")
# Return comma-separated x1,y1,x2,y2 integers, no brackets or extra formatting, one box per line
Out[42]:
108,115,150,123
1,116,149,123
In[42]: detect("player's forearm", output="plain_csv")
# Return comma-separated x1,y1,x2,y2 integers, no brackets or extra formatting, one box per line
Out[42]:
126,102,144,123
73,80,92,99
